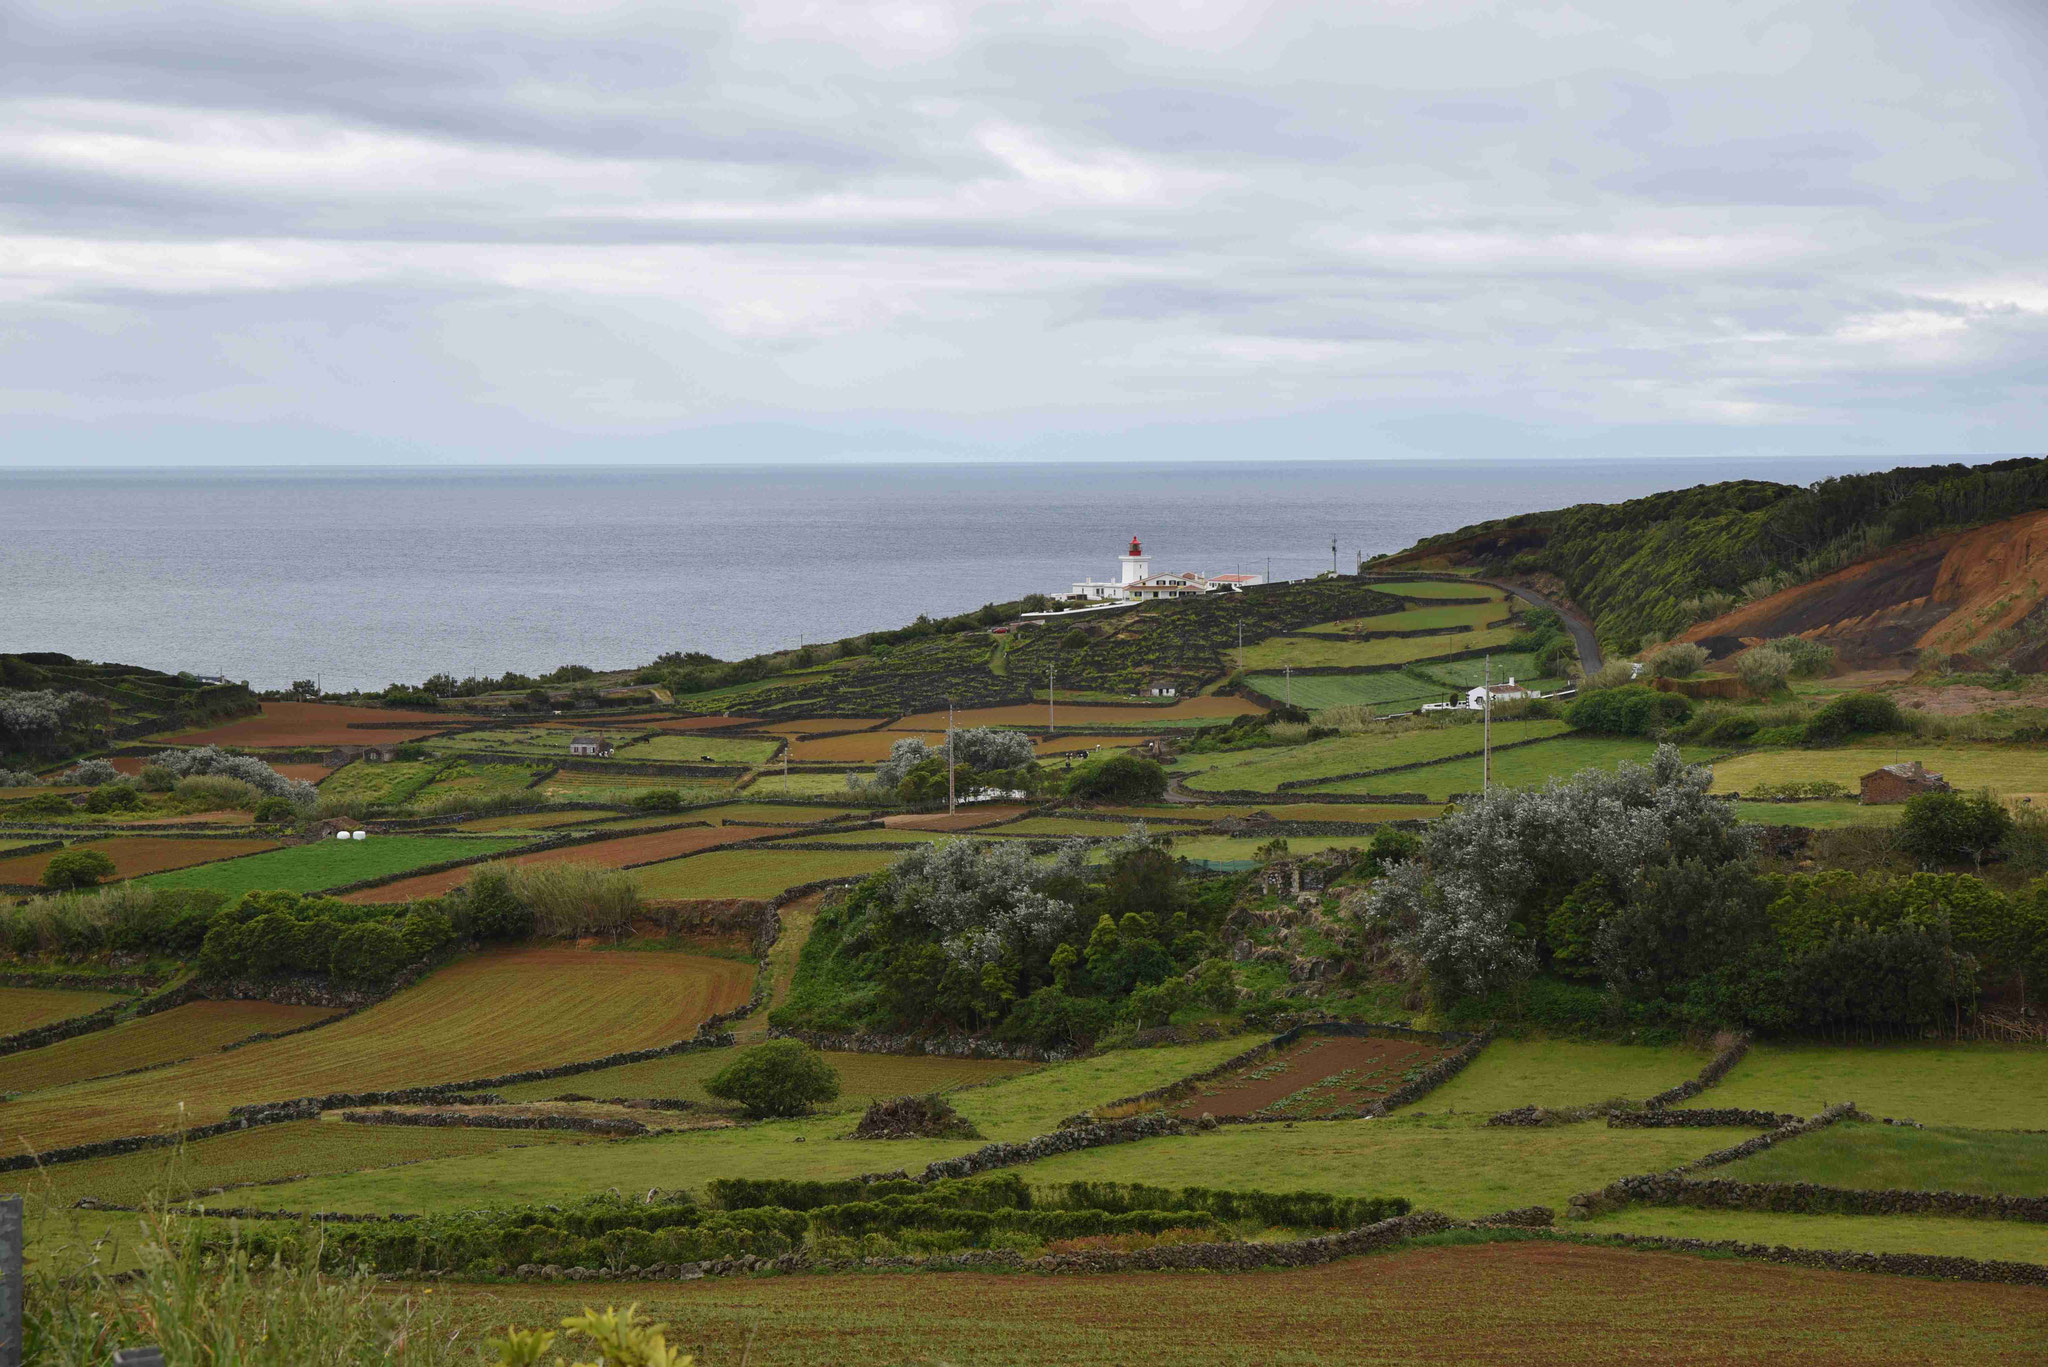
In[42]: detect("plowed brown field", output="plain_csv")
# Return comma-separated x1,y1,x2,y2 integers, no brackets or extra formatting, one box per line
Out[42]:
882,805,1032,831
0,837,280,885
0,1000,336,1095
1165,1034,1456,1119
786,730,943,762
0,947,751,1151
164,702,454,747
445,1241,2048,1365
755,719,889,736
342,825,785,902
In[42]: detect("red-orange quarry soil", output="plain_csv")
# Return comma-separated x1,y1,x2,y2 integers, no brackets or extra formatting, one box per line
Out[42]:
0,836,281,886
1682,509,2048,667
1166,1034,1455,1120
164,702,454,748
343,824,785,902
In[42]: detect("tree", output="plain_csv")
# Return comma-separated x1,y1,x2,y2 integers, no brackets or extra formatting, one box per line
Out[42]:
460,863,535,941
60,759,120,787
704,1040,842,1118
1063,753,1166,802
525,689,550,711
41,848,116,890
1897,790,2014,869
83,783,143,814
288,679,320,700
1564,685,1690,737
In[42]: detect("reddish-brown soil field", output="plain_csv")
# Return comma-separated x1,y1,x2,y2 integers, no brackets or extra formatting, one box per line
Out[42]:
342,825,785,902
1036,734,1148,757
0,999,337,1095
115,810,249,825
786,730,943,762
438,1241,2048,1365
1166,1034,1455,1120
163,702,453,748
883,805,1033,831
0,837,280,886
755,718,889,736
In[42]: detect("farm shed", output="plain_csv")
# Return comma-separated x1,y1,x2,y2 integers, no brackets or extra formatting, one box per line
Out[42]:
1859,760,1951,805
568,735,614,758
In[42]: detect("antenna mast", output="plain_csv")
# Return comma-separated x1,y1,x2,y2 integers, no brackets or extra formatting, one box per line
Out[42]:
1482,655,1493,795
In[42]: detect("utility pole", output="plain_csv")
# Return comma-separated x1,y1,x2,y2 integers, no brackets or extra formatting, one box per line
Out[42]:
1284,665,1292,710
946,698,957,815
1332,536,1338,576
1482,655,1493,795
1048,662,1056,735
1236,621,1244,676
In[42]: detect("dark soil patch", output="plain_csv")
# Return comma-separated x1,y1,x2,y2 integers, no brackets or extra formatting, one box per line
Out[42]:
1168,1034,1455,1120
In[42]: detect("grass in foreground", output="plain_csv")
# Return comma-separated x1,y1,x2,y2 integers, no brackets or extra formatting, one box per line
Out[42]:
0,947,753,1153
1418,1040,1712,1117
1578,1207,2048,1266
1714,1121,2048,1196
137,836,524,896
1704,1042,2048,1130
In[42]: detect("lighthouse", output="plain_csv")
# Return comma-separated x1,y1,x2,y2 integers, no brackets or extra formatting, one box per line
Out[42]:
1119,536,1150,587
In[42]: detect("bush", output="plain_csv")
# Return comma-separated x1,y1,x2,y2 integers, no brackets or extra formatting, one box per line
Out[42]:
1734,646,1793,694
41,848,116,890
1564,685,1691,737
172,775,263,810
1896,790,2014,869
83,783,143,814
1645,642,1709,678
458,863,536,941
1767,636,1836,678
1802,692,1906,744
1062,753,1167,802
60,759,121,786
10,793,73,818
704,1040,842,1118
331,920,411,985
136,764,177,792
251,796,300,824
633,789,685,813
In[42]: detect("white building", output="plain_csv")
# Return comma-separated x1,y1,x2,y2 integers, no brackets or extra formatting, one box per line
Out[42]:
1064,538,1263,603
1421,677,1534,713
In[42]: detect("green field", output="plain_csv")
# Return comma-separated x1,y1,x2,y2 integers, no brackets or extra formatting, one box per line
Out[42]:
1715,1121,2048,1196
1015,1115,1754,1218
1162,834,1378,862
1710,743,2048,798
1729,799,1901,828
136,834,526,895
538,771,736,799
1302,737,1726,800
1702,1043,2048,1129
1243,672,1445,710
1579,1207,2048,1265
1298,602,1507,635
611,734,782,765
1406,654,1548,689
423,727,640,758
1238,623,1522,671
412,759,552,802
1420,1040,1713,1116
1364,580,1504,600
1181,719,1568,794
454,808,622,832
743,771,869,797
630,847,899,898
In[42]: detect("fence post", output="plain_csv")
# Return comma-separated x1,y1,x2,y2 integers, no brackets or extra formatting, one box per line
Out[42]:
0,1194,17,1367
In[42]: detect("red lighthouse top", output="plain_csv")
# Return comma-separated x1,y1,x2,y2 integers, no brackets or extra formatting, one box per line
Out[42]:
1127,537,1142,557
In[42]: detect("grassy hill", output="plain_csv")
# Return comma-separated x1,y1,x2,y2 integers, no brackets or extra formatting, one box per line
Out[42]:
1374,456,2048,663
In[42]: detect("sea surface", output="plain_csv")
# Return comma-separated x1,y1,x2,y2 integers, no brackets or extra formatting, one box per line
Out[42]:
1,458,1899,691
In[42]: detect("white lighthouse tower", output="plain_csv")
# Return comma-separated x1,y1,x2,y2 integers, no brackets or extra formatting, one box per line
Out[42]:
1119,536,1150,588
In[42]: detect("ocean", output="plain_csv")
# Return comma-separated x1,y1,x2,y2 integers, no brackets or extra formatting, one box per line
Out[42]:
1,458,1898,691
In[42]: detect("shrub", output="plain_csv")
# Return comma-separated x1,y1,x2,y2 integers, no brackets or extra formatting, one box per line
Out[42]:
458,863,536,941
0,768,41,788
1564,685,1691,736
632,789,686,813
510,863,638,938
251,796,300,824
704,1039,843,1117
1734,646,1793,694
1063,753,1167,802
9,793,73,818
137,764,177,792
1896,790,2014,869
1802,692,1906,744
1645,641,1709,678
60,759,121,786
148,746,317,806
331,920,411,985
41,848,117,890
1767,636,1837,678
173,775,262,810
1578,661,1640,691
83,783,143,813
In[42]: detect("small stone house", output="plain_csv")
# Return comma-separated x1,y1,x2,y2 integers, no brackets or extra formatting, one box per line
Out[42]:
568,735,614,758
1859,760,1951,805
1257,853,1353,897
1147,680,1179,698
323,743,400,765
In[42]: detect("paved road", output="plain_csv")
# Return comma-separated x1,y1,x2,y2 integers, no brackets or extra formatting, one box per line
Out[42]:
1359,573,1603,675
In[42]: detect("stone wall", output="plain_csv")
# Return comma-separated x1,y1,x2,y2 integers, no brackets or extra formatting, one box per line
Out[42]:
0,980,201,1060
1607,1107,1801,1129
1273,733,1559,792
1557,1230,2048,1287
1568,1103,1858,1218
1596,1174,2048,1223
1488,1032,1753,1127
913,1113,1206,1182
768,1026,1071,1064
339,1108,651,1137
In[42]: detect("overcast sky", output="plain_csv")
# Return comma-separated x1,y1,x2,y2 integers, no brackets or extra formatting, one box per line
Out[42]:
3,0,2044,467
